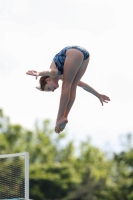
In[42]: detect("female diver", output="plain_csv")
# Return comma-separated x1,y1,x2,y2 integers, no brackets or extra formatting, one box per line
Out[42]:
26,46,110,133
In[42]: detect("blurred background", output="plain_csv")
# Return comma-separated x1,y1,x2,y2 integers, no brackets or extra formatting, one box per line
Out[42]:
0,0,133,199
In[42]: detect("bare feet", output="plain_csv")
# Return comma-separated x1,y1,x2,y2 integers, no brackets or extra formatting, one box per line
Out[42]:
55,117,68,133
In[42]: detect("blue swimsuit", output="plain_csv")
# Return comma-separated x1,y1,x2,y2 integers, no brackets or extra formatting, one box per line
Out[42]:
53,46,90,75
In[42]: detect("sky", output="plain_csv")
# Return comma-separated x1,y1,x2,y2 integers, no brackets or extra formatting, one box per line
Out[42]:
0,0,133,153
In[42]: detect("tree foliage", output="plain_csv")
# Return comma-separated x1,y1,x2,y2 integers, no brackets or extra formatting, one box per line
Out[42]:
0,109,133,200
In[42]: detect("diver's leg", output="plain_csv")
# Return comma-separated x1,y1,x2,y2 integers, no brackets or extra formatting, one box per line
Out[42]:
64,57,89,119
55,49,84,133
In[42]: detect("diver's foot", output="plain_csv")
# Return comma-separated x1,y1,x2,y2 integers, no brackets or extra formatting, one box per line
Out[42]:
55,117,68,133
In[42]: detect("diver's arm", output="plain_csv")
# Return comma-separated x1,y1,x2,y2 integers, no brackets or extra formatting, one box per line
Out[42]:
78,81,100,97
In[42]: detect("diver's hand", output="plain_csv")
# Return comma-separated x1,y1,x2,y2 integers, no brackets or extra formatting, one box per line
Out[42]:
26,70,39,79
98,94,110,106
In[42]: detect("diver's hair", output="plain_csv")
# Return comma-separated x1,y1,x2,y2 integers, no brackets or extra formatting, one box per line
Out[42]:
36,76,49,91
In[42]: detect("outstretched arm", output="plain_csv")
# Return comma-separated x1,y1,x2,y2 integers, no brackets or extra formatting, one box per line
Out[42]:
78,81,99,97
78,81,110,106
26,61,58,79
26,68,58,79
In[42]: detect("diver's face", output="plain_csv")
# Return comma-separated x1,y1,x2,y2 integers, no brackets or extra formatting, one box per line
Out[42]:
44,78,59,92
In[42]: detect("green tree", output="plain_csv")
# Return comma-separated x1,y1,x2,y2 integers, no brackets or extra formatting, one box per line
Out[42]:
99,133,133,200
2,108,128,200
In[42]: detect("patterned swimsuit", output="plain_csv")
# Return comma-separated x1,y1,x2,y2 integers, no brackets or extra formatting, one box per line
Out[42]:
53,46,90,75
